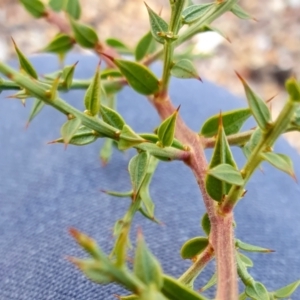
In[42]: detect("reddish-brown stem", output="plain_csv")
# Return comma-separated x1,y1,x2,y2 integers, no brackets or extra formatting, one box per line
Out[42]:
152,95,238,300
44,10,71,33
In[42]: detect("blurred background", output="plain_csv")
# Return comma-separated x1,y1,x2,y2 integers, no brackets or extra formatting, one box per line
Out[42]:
1,0,300,148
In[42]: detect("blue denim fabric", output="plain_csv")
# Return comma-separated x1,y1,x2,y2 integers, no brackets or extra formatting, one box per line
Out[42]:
0,54,300,299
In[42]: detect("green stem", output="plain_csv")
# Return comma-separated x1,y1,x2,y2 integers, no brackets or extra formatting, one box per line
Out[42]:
178,244,214,285
221,99,298,214
143,0,238,66
0,62,118,139
203,129,254,149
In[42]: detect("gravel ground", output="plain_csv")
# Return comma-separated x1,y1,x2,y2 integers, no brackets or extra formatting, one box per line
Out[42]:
1,0,300,148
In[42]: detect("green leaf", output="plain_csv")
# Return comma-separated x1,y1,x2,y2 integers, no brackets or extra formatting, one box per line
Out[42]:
261,152,295,178
201,213,211,236
61,117,82,146
199,273,217,292
205,117,238,201
69,228,105,260
242,127,262,158
181,3,214,24
200,108,251,137
286,77,300,103
20,0,46,18
70,258,112,284
171,59,200,80
140,184,155,220
114,59,159,95
49,0,65,11
84,64,101,116
42,33,74,55
236,72,272,131
207,164,244,186
70,18,99,48
231,4,253,20
49,126,99,146
162,275,209,300
238,252,253,268
180,237,209,259
27,98,45,124
61,62,77,90
236,239,274,253
12,39,38,79
106,38,131,54
245,282,269,300
157,108,178,147
100,138,113,165
145,3,169,44
118,125,146,150
238,292,247,300
134,232,163,288
135,31,155,61
66,0,81,19
128,152,150,199
272,280,300,299
100,105,125,130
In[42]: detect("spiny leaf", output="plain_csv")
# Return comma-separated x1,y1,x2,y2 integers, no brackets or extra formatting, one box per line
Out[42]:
42,33,74,55
261,152,295,178
245,282,269,300
180,237,209,259
135,31,155,61
157,107,179,147
206,116,238,201
272,280,300,299
231,4,254,20
134,232,163,288
145,2,169,44
61,117,82,147
49,126,99,146
61,62,78,89
69,228,104,260
236,239,274,253
207,164,244,186
12,39,38,79
139,133,187,150
171,59,201,80
69,258,112,284
236,72,272,131
201,213,211,236
200,108,251,137
84,64,101,116
181,3,214,24
118,125,146,150
100,105,125,130
66,0,81,19
113,59,160,95
128,152,150,199
20,0,46,18
27,98,45,125
70,18,99,48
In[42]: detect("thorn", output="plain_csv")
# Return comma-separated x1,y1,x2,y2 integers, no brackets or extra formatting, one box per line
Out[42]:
25,122,30,130
158,6,163,16
99,52,115,62
100,189,107,194
292,173,298,184
266,93,278,103
234,70,246,84
197,75,203,82
176,104,181,112
218,110,223,127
